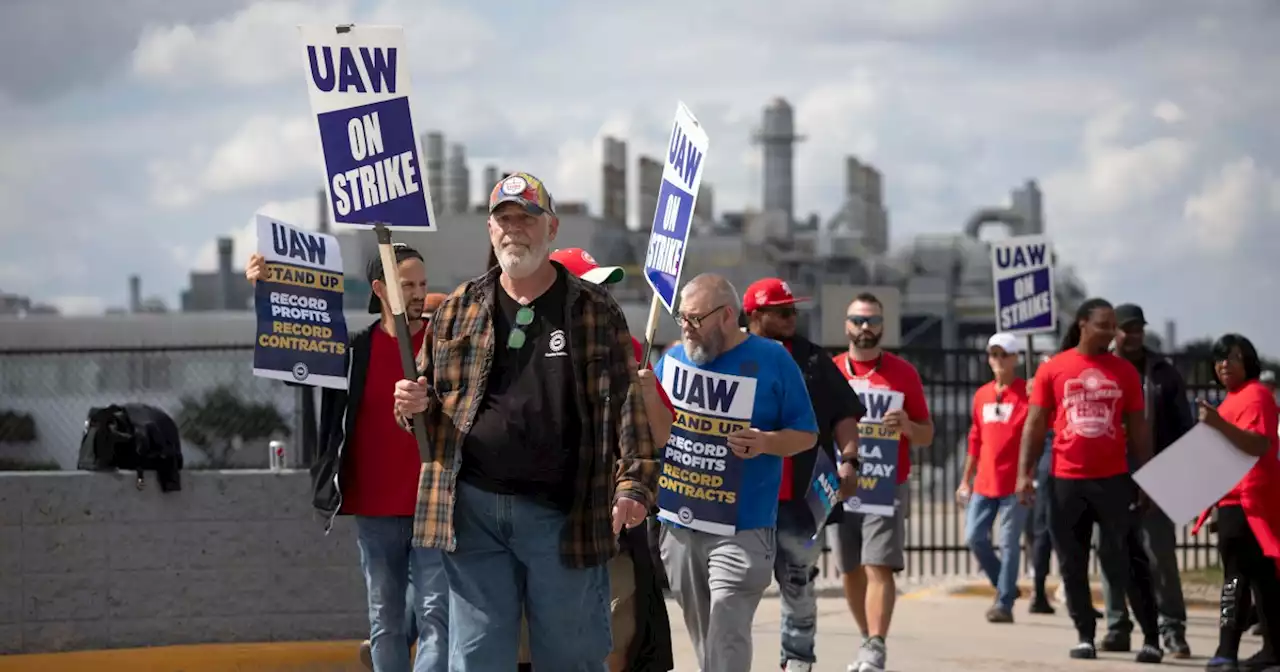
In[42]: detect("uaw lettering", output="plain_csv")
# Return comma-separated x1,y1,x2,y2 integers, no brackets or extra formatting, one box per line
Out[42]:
805,447,841,540
657,358,756,536
643,101,710,312
990,234,1057,336
298,25,435,230
252,215,350,390
836,422,901,516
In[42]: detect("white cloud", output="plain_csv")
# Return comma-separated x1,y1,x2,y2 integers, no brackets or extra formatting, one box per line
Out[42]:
149,114,319,208
1152,100,1185,124
180,195,319,272
1183,157,1280,254
48,295,108,316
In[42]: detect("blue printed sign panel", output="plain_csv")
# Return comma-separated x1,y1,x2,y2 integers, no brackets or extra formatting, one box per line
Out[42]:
656,357,756,536
298,25,436,231
644,101,710,313
990,234,1056,337
836,422,901,517
252,215,350,390
805,447,841,540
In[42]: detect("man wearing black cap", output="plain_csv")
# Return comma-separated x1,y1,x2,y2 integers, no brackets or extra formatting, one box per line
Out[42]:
246,243,450,672
1101,303,1194,658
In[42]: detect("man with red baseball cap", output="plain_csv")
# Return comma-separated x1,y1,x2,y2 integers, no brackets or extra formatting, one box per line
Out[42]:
742,277,864,672
509,247,675,672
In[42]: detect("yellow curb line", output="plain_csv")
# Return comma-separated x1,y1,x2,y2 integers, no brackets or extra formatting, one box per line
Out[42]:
0,640,368,672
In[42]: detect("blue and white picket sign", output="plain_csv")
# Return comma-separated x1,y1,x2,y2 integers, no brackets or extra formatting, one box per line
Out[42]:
643,101,709,313
990,234,1056,336
252,215,349,390
298,24,436,230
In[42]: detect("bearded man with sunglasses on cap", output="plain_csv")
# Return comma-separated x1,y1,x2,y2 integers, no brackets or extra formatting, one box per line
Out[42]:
832,292,933,672
741,277,864,672
390,172,658,671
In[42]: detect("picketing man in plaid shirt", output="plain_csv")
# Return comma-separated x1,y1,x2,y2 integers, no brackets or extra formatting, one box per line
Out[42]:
391,171,659,670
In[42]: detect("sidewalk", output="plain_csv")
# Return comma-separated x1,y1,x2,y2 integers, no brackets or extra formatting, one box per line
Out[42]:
0,590,1244,672
690,591,1238,671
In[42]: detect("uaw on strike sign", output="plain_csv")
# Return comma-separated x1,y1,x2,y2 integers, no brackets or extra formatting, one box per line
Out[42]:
657,358,755,536
644,102,709,312
298,25,436,230
990,234,1056,336
252,215,349,390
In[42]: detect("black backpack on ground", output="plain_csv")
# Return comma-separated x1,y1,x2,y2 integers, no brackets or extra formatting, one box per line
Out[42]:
77,404,184,492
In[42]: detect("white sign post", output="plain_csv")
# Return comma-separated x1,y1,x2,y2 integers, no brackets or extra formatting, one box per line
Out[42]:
640,101,709,364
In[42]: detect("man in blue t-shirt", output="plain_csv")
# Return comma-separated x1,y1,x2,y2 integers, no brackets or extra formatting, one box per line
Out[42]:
654,273,819,672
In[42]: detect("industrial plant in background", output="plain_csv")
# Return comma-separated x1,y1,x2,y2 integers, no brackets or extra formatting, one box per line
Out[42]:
19,95,1132,353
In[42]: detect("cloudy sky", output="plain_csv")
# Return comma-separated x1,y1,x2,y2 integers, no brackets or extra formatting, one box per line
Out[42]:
2,0,1278,353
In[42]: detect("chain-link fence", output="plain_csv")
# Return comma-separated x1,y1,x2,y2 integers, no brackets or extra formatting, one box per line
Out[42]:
0,346,301,470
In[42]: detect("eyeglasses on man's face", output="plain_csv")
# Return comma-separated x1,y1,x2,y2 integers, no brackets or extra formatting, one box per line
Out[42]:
675,305,726,330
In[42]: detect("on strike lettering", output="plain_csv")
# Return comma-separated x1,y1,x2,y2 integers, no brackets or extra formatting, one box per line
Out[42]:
670,368,739,414
667,124,704,188
307,46,398,94
270,222,327,266
331,151,421,216
645,233,683,276
995,244,1047,269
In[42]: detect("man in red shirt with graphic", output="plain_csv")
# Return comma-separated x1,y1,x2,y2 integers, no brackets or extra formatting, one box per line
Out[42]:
956,333,1030,625
832,292,933,672
1016,297,1162,664
246,246,449,672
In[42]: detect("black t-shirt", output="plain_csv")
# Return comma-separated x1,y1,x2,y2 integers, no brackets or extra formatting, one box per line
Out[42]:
459,270,580,511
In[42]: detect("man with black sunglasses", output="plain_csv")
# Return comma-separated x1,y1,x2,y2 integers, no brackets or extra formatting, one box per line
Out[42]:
742,277,864,672
831,292,933,672
390,172,658,670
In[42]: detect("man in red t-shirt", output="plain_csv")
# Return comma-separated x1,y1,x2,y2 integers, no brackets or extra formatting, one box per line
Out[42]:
1016,298,1161,664
955,333,1030,624
831,292,932,672
246,245,449,672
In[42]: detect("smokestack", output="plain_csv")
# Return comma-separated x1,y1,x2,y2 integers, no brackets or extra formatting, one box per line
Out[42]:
447,144,470,214
316,188,330,233
423,132,446,213
753,97,805,231
217,237,234,310
1164,319,1177,353
129,275,141,313
482,165,499,193
602,137,627,226
637,156,663,231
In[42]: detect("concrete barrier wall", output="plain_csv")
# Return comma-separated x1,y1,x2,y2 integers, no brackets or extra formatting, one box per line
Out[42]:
0,470,366,654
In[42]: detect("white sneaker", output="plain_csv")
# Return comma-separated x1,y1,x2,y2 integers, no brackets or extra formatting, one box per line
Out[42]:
784,661,813,672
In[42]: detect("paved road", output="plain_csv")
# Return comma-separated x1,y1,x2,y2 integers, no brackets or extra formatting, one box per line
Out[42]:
672,592,1249,672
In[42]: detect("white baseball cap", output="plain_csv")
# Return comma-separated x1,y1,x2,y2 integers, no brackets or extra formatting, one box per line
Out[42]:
987,332,1021,355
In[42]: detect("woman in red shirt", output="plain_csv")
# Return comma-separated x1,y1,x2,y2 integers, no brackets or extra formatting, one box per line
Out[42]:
1017,298,1162,663
1198,334,1280,672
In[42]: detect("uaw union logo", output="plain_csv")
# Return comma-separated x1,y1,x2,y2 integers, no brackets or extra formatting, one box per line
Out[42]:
847,496,862,509
677,507,695,524
291,362,309,381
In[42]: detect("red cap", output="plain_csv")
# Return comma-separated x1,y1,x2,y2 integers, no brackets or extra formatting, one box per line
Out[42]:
549,248,625,285
742,278,810,314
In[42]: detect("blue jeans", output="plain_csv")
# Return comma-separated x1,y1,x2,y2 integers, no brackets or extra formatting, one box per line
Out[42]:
965,493,1029,610
774,503,822,665
355,516,450,672
1030,449,1054,599
444,480,611,671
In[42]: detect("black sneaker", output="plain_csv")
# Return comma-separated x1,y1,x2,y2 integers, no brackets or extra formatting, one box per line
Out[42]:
1205,657,1240,672
1029,599,1056,615
1071,642,1098,659
1163,632,1192,659
986,605,1014,623
1135,644,1164,664
1101,631,1132,652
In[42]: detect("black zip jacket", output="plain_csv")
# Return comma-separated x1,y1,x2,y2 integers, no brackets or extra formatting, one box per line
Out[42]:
779,335,866,535
1135,348,1195,455
310,319,381,531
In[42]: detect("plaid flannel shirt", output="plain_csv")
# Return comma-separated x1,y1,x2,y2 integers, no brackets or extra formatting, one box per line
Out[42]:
407,264,659,568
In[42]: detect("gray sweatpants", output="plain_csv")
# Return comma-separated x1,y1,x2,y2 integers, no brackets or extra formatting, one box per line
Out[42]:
660,524,776,672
